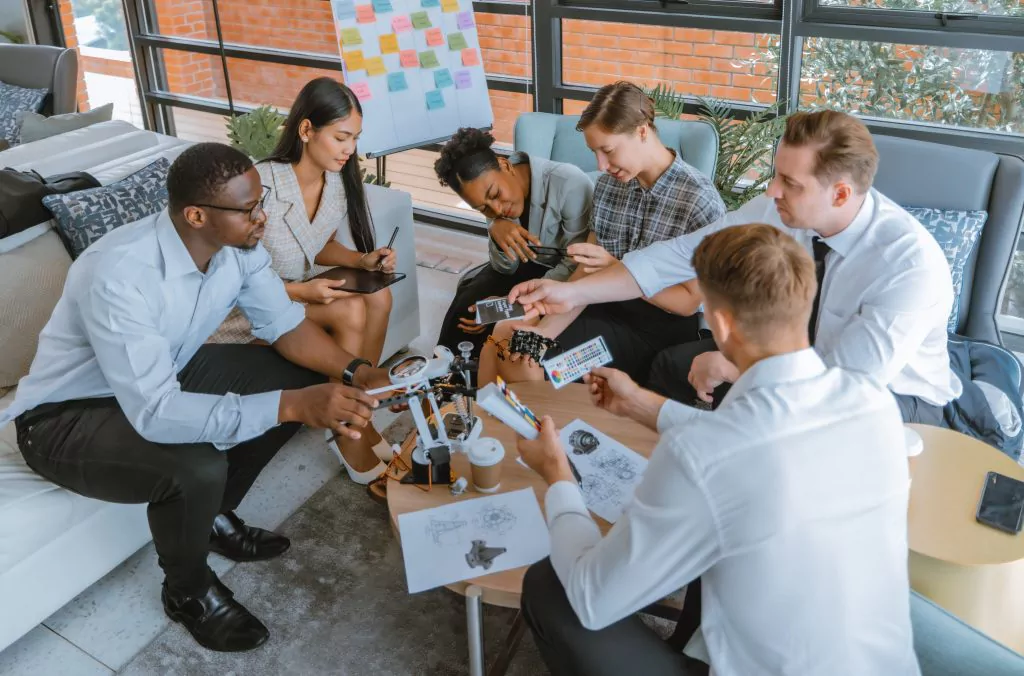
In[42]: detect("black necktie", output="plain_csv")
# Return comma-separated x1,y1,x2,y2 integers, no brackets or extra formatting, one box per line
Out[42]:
808,237,831,342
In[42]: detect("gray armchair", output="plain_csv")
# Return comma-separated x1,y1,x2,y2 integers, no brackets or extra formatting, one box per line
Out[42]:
0,44,78,116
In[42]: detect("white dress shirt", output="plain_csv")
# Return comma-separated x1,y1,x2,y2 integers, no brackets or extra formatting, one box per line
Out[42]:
0,210,305,448
622,191,961,406
545,349,920,676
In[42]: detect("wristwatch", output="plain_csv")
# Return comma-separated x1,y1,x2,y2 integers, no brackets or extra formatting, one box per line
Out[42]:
343,358,372,386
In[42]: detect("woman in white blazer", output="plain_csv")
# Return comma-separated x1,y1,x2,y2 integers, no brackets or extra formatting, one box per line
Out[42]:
211,78,396,494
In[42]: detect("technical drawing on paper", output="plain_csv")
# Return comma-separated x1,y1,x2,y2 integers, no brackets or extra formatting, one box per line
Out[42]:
465,540,506,570
426,516,468,546
474,505,517,535
580,473,622,506
593,450,639,482
559,419,648,524
569,429,600,455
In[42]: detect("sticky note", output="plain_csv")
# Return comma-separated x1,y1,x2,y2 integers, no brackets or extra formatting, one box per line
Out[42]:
422,0,440,6
340,27,363,46
425,89,445,110
333,0,357,19
441,0,459,12
419,50,440,68
461,47,479,67
392,15,412,32
387,71,409,92
425,27,444,47
379,33,399,54
434,67,453,89
350,81,372,101
454,69,472,89
447,31,468,51
344,49,366,71
365,56,387,76
399,49,419,68
371,0,393,12
355,4,375,22
456,10,474,29
410,10,431,29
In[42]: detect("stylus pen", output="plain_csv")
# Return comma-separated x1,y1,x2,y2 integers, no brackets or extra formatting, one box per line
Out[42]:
378,226,399,271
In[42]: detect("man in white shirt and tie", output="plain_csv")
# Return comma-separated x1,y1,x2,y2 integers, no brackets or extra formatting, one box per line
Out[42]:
517,223,920,676
0,143,393,652
510,110,963,427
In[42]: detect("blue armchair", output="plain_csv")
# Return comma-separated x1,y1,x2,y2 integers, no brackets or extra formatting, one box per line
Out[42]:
911,591,1024,675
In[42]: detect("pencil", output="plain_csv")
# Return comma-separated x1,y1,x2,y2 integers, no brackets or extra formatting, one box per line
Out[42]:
378,226,399,271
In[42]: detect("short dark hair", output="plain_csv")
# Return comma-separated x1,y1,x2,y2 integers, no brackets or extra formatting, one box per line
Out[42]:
167,143,254,213
434,127,500,192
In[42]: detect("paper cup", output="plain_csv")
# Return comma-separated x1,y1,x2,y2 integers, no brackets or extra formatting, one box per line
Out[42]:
469,437,505,493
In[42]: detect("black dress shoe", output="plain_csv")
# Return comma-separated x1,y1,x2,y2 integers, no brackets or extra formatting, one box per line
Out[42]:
162,575,269,652
210,512,290,562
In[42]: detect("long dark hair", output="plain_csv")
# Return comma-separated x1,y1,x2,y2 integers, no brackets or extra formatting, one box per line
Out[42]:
265,77,375,253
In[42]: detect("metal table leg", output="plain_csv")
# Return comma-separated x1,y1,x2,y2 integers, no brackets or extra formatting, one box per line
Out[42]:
466,585,485,676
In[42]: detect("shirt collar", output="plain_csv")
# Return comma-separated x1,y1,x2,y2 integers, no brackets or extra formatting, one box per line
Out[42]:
156,210,201,280
721,348,827,407
819,190,875,258
631,151,682,198
522,153,549,211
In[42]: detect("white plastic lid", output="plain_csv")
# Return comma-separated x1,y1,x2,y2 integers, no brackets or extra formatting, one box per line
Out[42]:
468,437,505,467
904,426,924,458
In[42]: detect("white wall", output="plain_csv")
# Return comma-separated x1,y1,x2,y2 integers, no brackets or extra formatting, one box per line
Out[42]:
0,0,30,42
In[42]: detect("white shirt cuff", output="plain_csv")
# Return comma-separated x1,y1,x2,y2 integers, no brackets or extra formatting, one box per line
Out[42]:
657,399,702,433
213,390,282,451
544,480,591,526
622,249,662,298
253,301,305,344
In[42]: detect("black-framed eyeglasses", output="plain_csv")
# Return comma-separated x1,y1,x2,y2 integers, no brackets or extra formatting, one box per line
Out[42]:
195,185,271,222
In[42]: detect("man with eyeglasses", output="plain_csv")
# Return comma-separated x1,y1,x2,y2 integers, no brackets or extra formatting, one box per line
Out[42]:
0,143,393,652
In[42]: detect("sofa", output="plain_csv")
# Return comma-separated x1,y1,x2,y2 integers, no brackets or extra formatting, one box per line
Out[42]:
0,120,420,652
0,44,79,117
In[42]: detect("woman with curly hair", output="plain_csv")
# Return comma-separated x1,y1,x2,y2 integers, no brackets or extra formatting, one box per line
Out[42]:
433,127,594,355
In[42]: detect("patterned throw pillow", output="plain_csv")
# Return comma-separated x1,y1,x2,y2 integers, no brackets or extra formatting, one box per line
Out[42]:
42,157,171,259
0,81,49,145
905,206,988,332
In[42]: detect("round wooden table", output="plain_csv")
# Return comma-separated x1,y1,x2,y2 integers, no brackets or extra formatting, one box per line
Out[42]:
387,381,660,675
907,423,1024,652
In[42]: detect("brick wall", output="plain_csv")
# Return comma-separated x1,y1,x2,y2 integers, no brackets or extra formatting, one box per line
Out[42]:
56,0,89,111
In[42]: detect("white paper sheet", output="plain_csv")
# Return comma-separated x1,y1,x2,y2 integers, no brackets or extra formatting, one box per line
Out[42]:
559,419,648,524
397,488,550,593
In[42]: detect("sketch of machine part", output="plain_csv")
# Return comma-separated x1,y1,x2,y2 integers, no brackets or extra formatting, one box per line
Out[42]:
465,540,507,570
593,450,638,482
426,515,468,546
580,473,622,506
568,429,600,455
474,505,517,535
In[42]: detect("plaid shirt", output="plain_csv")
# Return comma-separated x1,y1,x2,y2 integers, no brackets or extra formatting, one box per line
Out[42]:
591,154,725,259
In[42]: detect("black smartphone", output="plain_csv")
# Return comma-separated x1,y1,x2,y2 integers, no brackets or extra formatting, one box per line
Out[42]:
528,244,568,257
975,471,1024,535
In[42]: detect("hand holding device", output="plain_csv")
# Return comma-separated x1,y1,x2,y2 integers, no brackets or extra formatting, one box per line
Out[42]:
474,297,527,325
527,244,569,257
569,242,617,274
490,218,540,262
301,277,350,304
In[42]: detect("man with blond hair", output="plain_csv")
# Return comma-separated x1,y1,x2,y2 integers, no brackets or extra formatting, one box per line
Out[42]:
511,110,966,426
517,224,920,676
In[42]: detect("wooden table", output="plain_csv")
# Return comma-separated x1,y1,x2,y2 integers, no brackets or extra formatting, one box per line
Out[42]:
387,381,660,675
907,423,1024,652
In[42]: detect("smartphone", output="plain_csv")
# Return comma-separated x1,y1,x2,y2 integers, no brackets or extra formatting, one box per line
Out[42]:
528,244,568,257
975,471,1024,535
475,297,526,325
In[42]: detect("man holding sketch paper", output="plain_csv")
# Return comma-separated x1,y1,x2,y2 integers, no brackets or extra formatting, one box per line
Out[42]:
516,224,919,676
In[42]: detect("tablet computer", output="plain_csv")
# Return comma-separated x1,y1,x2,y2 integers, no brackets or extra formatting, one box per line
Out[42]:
312,267,407,294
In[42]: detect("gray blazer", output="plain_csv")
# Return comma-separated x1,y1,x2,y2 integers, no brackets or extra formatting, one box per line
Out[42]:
488,153,593,282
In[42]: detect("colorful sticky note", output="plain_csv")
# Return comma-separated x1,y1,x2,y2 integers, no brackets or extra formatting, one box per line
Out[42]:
410,10,431,29
355,4,375,23
447,31,468,51
422,0,440,6
387,71,409,92
425,89,445,110
456,10,475,29
419,50,440,68
379,33,399,54
434,67,453,89
350,81,372,101
365,56,387,76
340,27,363,46
344,49,366,71
440,0,459,12
371,0,393,12
333,0,357,19
392,15,412,32
399,49,419,68
461,47,479,67
454,69,472,89
425,27,444,47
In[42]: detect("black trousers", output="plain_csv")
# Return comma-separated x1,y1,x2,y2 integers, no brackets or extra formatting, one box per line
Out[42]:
522,559,708,676
14,344,325,596
646,337,731,408
436,261,551,357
